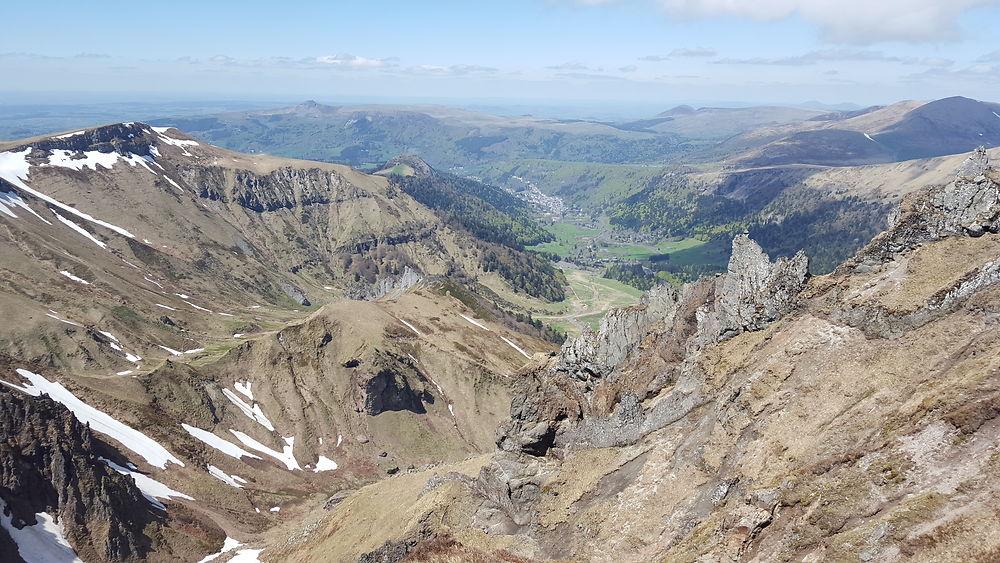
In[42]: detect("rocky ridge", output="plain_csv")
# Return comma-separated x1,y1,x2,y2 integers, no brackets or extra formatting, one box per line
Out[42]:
275,149,1000,562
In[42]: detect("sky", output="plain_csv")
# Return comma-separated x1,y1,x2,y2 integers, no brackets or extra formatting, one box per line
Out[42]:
4,0,1000,113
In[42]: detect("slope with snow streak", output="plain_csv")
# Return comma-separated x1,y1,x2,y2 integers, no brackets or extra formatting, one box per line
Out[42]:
208,465,247,489
222,388,275,431
0,499,82,563
101,458,194,510
500,335,532,359
53,211,107,248
58,270,91,285
229,430,301,471
458,313,490,331
182,424,262,461
0,148,137,238
1,369,184,469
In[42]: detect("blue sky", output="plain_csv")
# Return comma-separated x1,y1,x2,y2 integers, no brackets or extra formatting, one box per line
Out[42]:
4,0,1000,111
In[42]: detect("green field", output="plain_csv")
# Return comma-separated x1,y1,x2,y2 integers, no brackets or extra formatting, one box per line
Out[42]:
599,237,707,261
535,267,643,334
664,237,731,266
528,222,602,257
374,163,416,176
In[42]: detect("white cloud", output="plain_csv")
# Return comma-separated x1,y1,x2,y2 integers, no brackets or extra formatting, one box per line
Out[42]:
546,61,590,70
717,49,953,66
901,63,1000,83
315,53,385,68
656,0,1000,43
669,47,716,57
409,64,498,76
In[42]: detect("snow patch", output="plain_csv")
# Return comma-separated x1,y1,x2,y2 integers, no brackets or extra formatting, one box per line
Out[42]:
500,336,532,359
0,188,51,223
2,369,184,469
182,424,262,460
158,345,182,356
152,127,199,156
398,318,421,336
47,149,121,171
155,303,177,311
163,175,183,191
221,389,275,431
101,458,193,509
313,456,338,472
58,270,90,285
458,313,489,331
229,548,265,562
269,506,280,512
448,404,455,417
116,370,134,376
208,465,246,488
229,430,301,470
234,381,253,400
185,300,214,313
197,537,242,563
0,148,137,238
0,499,82,563
45,310,82,327
55,130,85,139
336,434,343,447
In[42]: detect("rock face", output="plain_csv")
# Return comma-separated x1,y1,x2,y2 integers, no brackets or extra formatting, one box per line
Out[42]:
711,234,809,340
0,384,155,563
496,233,809,461
858,150,1000,265
360,352,432,415
347,266,424,301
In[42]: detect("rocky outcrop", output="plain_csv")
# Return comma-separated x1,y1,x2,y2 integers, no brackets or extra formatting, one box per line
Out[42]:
479,233,814,538
856,150,1000,266
347,266,424,301
462,154,1000,562
555,284,678,381
280,282,311,306
29,123,160,159
357,351,432,416
825,154,1000,338
496,233,809,459
711,234,809,339
0,384,155,562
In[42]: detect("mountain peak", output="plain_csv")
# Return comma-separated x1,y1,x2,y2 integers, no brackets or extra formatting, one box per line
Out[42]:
288,100,339,115
376,154,435,177
657,104,697,117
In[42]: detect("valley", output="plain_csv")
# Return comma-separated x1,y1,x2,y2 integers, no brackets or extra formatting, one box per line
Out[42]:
7,1,1000,560
1,94,999,562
